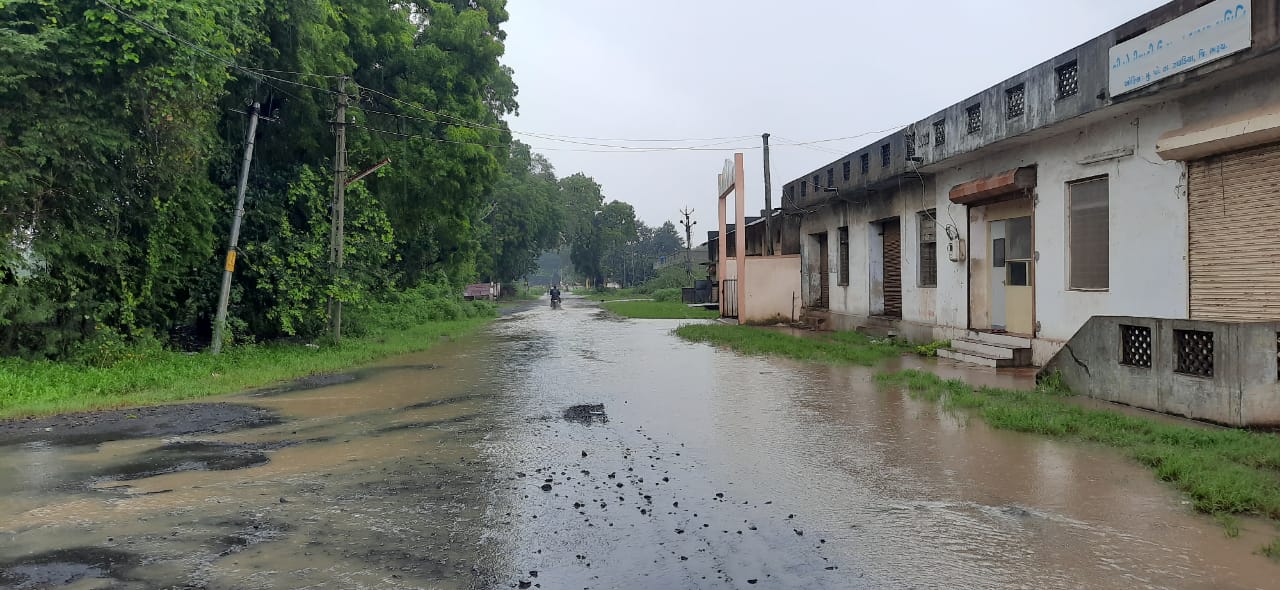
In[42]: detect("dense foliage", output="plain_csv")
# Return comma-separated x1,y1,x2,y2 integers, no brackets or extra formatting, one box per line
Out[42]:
0,0,681,360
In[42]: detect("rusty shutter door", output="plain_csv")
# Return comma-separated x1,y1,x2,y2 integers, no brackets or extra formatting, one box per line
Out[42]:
1188,141,1280,321
818,235,830,309
883,220,903,318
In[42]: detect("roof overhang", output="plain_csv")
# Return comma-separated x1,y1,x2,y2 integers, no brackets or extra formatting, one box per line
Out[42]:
948,166,1037,206
1157,103,1280,161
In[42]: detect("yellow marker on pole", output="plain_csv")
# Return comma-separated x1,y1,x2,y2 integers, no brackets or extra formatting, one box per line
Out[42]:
225,250,237,273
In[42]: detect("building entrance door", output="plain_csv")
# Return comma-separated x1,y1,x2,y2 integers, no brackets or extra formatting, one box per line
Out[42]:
988,215,1033,333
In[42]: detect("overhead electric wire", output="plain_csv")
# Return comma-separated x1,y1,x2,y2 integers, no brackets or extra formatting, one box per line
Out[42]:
97,0,916,155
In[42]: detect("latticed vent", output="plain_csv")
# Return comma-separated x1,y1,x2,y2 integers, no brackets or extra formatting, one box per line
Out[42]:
826,168,834,187
843,161,851,181
933,120,946,145
966,104,982,134
1174,330,1214,378
1006,84,1025,119
880,144,890,167
860,153,869,174
1120,325,1152,368
905,133,916,159
1056,61,1079,98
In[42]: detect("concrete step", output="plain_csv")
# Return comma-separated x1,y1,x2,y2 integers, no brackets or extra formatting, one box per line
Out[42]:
938,347,1020,368
967,330,1032,349
951,338,1017,359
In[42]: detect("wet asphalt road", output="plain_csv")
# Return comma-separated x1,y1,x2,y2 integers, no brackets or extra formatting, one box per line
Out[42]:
1,295,1277,589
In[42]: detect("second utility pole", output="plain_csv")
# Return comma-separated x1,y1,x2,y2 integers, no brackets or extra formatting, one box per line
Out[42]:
679,207,695,278
329,76,350,343
762,132,773,256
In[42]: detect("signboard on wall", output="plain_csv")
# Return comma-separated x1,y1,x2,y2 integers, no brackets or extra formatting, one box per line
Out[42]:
1109,0,1252,96
717,158,736,196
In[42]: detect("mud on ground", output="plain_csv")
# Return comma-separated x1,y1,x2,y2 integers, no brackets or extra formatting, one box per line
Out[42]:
0,403,281,448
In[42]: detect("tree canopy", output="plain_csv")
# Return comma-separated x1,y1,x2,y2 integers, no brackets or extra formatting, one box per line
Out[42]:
0,0,683,358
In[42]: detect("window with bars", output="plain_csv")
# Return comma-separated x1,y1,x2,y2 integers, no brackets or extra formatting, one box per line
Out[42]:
1006,84,1025,119
880,144,890,167
813,175,820,190
1056,60,1079,99
933,120,946,145
1174,330,1214,378
905,133,916,159
860,153,869,174
838,226,850,286
800,181,807,197
918,210,937,287
1120,325,1152,368
842,161,851,181
826,168,834,188
1068,176,1109,290
966,104,982,134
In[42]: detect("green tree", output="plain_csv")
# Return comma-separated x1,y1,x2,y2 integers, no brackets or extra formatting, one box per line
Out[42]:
477,141,562,283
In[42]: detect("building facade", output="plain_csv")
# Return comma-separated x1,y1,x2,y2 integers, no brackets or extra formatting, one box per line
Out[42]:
785,0,1280,365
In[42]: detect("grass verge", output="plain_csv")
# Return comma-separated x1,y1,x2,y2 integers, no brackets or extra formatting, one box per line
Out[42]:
674,324,909,365
602,300,719,319
0,315,493,419
581,289,646,302
876,369,1280,546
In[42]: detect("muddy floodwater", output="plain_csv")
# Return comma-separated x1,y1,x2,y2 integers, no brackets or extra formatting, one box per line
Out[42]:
1,295,1277,589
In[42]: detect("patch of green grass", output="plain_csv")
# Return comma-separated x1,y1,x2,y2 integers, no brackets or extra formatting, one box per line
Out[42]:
913,339,951,357
602,300,718,319
674,324,910,366
1215,512,1241,538
0,309,495,419
876,369,1280,524
1261,537,1280,561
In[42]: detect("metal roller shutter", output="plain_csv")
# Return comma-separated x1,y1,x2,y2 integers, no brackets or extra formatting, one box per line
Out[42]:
883,220,903,318
1188,141,1280,321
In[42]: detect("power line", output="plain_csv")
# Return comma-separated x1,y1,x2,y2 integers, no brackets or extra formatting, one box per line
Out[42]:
96,0,914,157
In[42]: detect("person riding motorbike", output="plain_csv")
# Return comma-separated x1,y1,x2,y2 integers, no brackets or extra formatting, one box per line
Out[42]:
549,285,562,308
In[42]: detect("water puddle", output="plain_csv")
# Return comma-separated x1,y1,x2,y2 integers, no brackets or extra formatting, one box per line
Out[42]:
0,295,1274,589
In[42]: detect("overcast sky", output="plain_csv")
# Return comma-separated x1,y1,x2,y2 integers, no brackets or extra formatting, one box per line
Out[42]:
501,0,1168,241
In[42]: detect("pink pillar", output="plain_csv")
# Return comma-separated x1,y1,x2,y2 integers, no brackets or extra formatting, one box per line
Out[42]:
718,174,728,316
733,153,747,321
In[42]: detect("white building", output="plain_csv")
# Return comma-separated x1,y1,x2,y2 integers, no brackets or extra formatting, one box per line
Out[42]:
786,0,1280,366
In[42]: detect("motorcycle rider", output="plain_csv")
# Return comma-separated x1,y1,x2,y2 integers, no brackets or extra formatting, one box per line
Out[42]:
549,284,562,307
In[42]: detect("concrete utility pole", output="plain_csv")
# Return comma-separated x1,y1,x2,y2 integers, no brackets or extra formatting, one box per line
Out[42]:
679,207,696,278
211,102,261,355
762,132,773,256
329,76,350,343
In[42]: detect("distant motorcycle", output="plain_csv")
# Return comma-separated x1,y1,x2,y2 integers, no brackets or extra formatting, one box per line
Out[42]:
550,297,562,310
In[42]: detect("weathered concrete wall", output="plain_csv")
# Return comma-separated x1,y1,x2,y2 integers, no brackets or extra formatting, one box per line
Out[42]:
782,0,1280,209
934,99,1190,365
798,180,939,340
741,255,801,324
1041,316,1280,427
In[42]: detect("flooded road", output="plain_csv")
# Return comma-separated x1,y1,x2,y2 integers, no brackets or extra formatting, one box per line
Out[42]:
1,295,1276,589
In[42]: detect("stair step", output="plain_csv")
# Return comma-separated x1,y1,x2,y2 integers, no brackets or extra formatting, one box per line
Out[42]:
967,331,1032,349
937,348,1020,368
951,338,1019,359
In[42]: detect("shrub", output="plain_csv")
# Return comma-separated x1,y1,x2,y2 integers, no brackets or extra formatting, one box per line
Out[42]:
651,288,681,302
